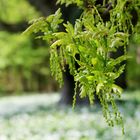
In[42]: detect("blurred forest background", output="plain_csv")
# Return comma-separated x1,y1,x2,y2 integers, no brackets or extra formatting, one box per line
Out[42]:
0,1,140,140
0,0,139,95
0,0,58,93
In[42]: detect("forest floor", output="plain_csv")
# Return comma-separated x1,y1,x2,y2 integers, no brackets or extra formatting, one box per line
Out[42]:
0,90,140,140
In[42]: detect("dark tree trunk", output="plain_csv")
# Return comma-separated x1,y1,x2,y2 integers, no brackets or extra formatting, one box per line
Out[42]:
59,66,89,105
110,47,127,89
59,67,75,104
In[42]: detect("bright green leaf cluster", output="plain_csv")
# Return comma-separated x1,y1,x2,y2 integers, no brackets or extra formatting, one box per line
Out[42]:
25,0,140,134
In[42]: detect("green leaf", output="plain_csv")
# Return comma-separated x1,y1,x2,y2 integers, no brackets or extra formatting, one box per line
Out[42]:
96,83,104,94
51,40,63,48
112,84,123,97
80,86,87,98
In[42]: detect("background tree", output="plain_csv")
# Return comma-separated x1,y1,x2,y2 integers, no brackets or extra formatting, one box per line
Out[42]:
0,0,59,92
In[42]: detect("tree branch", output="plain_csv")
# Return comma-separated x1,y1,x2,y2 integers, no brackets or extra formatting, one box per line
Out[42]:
0,21,28,33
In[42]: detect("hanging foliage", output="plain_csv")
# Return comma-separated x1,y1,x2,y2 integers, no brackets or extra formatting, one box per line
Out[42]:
24,0,140,133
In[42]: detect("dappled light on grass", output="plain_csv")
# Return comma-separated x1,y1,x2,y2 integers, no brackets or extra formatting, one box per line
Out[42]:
0,92,140,140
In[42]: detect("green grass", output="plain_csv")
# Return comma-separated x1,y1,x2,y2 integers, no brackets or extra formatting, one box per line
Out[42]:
0,91,140,140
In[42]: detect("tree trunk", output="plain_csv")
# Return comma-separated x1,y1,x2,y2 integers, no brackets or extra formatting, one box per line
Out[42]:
59,66,89,105
111,47,127,89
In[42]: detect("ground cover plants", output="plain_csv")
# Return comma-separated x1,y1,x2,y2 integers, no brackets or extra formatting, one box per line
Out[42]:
0,92,140,140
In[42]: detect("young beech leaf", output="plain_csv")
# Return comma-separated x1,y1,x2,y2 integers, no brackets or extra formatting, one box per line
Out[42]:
91,58,98,66
80,86,87,98
112,84,123,96
51,40,63,48
96,83,104,94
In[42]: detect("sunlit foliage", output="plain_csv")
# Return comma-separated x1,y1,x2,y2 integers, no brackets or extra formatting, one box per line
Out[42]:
24,0,140,133
0,0,39,23
0,0,52,92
